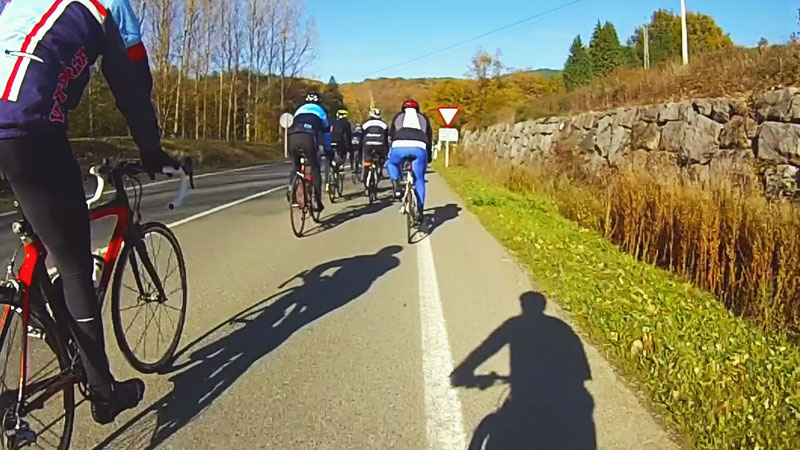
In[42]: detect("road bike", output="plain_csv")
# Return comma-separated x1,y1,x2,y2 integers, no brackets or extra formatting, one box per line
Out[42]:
452,372,510,450
0,159,193,449
326,145,344,204
363,152,382,205
290,155,322,237
399,159,421,244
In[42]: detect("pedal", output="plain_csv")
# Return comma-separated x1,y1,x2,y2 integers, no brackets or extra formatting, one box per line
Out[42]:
25,326,44,341
4,420,37,450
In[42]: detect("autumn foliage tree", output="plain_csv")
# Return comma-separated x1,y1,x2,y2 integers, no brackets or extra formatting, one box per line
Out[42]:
69,0,317,144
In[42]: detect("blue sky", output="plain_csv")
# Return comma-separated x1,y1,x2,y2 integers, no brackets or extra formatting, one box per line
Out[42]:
305,0,798,83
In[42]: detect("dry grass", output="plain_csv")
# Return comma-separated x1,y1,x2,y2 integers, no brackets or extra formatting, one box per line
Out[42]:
456,151,800,331
522,45,800,119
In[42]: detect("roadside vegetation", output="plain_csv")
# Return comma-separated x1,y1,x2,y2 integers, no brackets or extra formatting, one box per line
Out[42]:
438,160,800,450
70,137,283,170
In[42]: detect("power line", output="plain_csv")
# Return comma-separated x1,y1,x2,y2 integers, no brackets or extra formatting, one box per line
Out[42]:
361,0,590,79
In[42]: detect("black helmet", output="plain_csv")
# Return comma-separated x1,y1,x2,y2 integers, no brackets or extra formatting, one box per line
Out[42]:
305,92,322,104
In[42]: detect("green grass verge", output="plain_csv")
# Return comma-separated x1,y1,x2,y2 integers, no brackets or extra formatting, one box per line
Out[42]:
438,164,800,449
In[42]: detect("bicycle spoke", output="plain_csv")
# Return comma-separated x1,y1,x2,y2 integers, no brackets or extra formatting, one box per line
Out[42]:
132,303,158,357
147,235,160,276
160,304,178,330
118,303,147,313
123,299,148,335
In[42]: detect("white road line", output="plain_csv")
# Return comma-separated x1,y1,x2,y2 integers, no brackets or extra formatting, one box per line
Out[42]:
167,185,285,228
418,237,466,450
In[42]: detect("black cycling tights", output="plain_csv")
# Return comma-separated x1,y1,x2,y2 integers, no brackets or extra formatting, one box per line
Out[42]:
288,132,322,202
0,134,112,390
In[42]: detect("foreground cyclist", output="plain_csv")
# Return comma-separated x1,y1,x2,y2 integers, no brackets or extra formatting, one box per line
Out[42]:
288,92,331,211
387,99,433,225
360,109,389,193
0,0,180,424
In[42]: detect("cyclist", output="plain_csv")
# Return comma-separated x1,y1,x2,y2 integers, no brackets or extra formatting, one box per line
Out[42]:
360,108,389,193
387,99,433,225
0,0,179,424
351,124,364,173
287,92,331,211
330,109,352,172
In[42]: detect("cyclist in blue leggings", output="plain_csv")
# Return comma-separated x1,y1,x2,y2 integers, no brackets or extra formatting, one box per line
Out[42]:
387,99,433,224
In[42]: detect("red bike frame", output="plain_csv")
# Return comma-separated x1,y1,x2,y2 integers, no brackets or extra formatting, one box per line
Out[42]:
5,201,131,400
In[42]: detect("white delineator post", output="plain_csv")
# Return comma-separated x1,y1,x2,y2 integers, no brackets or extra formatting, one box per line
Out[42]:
681,0,689,65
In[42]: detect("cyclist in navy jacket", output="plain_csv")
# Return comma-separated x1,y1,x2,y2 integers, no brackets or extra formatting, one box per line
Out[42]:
0,0,179,424
288,92,331,211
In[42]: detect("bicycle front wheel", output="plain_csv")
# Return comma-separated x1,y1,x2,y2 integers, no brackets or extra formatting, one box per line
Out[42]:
0,300,74,450
112,223,188,373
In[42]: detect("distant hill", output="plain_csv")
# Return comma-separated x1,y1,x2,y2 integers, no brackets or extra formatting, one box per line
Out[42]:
340,77,455,122
340,70,561,122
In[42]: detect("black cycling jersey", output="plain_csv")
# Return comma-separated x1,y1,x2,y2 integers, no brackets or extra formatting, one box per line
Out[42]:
330,118,352,147
362,118,389,148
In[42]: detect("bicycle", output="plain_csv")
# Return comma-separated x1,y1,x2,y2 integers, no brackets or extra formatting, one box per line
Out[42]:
399,159,421,244
451,372,511,450
0,159,193,449
290,155,322,237
363,152,381,205
326,146,344,204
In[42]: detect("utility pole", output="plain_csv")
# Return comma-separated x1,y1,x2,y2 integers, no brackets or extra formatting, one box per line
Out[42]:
643,25,650,69
681,0,689,65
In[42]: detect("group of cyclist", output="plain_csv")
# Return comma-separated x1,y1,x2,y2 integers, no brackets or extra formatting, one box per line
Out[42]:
287,94,433,225
0,0,435,433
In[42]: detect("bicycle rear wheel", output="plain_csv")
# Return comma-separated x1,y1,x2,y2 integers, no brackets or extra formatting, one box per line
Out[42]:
310,182,323,224
368,168,378,204
406,187,418,244
0,298,75,450
336,167,344,198
327,167,336,203
290,177,307,237
111,222,188,373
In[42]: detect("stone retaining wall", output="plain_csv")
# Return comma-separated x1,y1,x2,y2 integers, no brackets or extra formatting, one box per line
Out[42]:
461,88,800,196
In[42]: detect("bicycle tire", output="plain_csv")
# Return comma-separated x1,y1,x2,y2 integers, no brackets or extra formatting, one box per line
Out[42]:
111,222,188,373
310,182,323,223
406,186,417,244
336,167,344,198
0,299,75,450
290,177,307,237
327,167,336,203
368,168,378,204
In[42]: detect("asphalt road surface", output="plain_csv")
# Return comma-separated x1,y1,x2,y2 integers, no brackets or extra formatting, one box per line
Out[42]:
1,163,682,449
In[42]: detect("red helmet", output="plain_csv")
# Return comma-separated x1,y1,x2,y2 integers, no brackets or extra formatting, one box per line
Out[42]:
402,98,420,111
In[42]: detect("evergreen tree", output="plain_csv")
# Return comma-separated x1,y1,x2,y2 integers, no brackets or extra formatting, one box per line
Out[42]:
563,36,593,91
324,76,346,113
589,21,625,77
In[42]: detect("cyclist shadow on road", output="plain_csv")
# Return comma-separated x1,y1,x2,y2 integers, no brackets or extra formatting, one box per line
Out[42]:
304,198,394,236
425,203,461,234
93,246,403,450
451,292,596,450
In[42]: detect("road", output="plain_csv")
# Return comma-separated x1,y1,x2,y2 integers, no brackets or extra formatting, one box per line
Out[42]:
3,163,682,449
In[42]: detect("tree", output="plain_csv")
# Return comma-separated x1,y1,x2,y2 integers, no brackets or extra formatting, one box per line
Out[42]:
323,75,345,113
630,9,733,65
589,21,625,78
563,36,593,90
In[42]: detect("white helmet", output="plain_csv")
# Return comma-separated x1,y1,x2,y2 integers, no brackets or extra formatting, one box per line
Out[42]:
369,108,382,119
